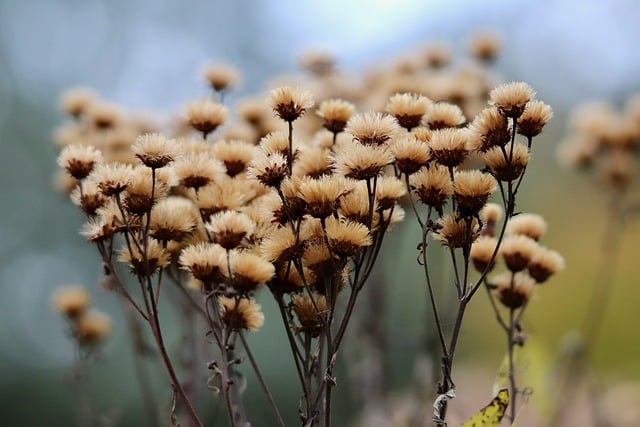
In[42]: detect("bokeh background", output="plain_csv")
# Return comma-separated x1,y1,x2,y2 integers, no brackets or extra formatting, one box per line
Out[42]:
1,0,640,425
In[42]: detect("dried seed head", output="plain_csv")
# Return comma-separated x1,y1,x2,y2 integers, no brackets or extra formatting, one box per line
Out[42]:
375,176,407,210
207,211,255,250
506,213,547,241
58,144,104,180
409,165,454,209
75,311,112,344
71,181,108,216
325,217,372,257
429,128,471,168
469,31,502,62
470,236,500,272
174,153,224,191
179,242,228,283
219,297,265,331
434,214,480,248
203,62,240,92
229,251,275,292
119,238,171,276
247,152,288,188
424,102,466,130
489,82,535,118
52,286,90,319
391,134,431,175
454,170,497,217
150,197,197,242
317,99,355,134
516,100,553,138
333,140,394,180
122,166,171,216
132,133,180,169
468,107,511,152
185,99,228,137
493,272,535,309
501,235,539,272
385,93,431,130
297,176,354,219
212,139,255,177
292,293,327,337
269,86,314,122
345,111,399,146
60,87,97,117
484,142,530,181
479,203,503,237
88,162,133,197
528,247,565,283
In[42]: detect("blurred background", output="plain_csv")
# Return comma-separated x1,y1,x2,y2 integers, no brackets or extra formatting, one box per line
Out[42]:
1,0,640,425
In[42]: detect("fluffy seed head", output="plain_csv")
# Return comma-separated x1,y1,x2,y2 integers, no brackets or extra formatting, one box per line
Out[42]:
489,82,535,118
52,286,90,319
484,143,530,181
385,93,431,130
345,111,399,146
409,165,454,209
454,170,497,217
506,213,547,241
185,99,228,137
501,235,539,272
493,272,535,309
434,214,480,248
132,133,180,169
528,247,565,283
269,86,314,122
317,99,355,134
424,103,466,130
219,297,265,331
58,144,104,180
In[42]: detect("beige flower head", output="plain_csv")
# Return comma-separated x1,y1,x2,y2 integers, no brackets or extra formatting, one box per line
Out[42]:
185,99,228,138
219,297,265,331
385,93,431,131
493,272,535,309
454,170,497,217
409,165,454,209
424,102,466,130
58,144,104,180
52,286,90,319
317,99,355,134
132,133,180,169
292,293,327,337
516,100,553,138
119,238,171,276
391,133,431,175
484,142,530,182
229,251,275,293
528,246,565,283
489,82,536,118
434,214,480,248
429,128,472,168
206,210,255,250
345,111,399,146
179,242,228,284
269,86,314,122
203,62,240,92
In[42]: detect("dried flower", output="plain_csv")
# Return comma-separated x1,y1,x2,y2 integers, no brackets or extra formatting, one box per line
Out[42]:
345,111,399,146
385,93,431,130
317,99,355,134
489,82,535,118
52,286,90,319
58,144,104,180
493,272,535,309
219,297,265,331
269,86,314,122
132,133,180,169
